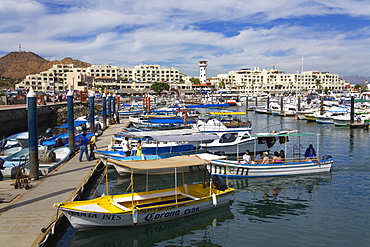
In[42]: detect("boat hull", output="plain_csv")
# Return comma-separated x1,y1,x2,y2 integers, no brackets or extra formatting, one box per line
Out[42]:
208,159,333,177
57,188,234,230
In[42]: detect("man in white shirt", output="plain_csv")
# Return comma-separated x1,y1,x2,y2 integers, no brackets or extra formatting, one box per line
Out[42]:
243,150,252,164
121,137,131,156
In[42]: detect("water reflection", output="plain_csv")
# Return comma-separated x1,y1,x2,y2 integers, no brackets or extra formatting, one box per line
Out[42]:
228,173,332,222
69,205,234,247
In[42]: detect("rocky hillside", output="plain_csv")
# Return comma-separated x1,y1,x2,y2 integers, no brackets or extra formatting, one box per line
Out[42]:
0,51,91,80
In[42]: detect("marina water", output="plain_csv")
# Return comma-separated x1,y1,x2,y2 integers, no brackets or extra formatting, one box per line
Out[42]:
55,107,370,247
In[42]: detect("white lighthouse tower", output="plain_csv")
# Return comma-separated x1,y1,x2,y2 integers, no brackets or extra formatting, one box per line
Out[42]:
199,60,207,84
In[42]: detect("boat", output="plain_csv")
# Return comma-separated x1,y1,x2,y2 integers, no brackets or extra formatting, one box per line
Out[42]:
207,132,333,178
0,131,29,148
270,102,297,117
69,204,233,247
40,120,95,147
332,113,370,127
208,156,333,178
0,146,22,158
315,105,348,124
109,129,219,155
193,111,252,132
0,146,72,178
53,156,235,230
118,105,144,118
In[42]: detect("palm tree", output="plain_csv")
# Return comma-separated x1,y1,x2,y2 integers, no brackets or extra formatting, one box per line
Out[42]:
315,79,322,92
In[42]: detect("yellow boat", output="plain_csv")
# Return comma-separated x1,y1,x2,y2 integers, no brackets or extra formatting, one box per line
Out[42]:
54,156,235,230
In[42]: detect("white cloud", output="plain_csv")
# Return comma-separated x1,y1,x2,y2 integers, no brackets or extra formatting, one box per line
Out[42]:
1,0,370,77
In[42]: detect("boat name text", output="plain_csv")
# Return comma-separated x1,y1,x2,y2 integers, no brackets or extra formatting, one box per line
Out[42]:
144,207,200,221
145,210,180,221
67,211,123,221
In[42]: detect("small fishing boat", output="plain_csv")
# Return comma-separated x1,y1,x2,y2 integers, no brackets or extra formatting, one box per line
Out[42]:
208,157,333,178
0,146,72,178
40,120,95,147
69,204,233,247
108,130,219,155
207,132,333,178
0,131,29,148
118,105,143,118
0,146,22,158
54,156,235,230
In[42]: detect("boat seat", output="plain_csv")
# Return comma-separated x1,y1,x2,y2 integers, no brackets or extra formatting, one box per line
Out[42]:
111,202,130,211
135,196,193,208
113,191,199,204
113,191,178,203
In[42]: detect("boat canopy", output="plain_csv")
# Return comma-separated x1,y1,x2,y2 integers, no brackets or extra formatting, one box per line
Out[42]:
123,129,199,137
185,103,230,108
250,132,315,138
151,133,219,142
108,156,209,170
55,120,88,128
209,111,246,115
147,118,196,124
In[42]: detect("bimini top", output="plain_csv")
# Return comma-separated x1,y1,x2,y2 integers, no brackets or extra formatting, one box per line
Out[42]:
107,156,209,170
209,111,246,115
123,129,199,137
250,131,316,138
151,133,219,142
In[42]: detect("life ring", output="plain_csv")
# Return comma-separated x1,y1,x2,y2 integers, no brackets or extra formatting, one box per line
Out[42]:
212,175,228,191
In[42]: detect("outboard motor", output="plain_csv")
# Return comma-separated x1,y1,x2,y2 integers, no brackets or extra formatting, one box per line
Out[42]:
214,151,226,156
54,138,65,147
212,175,228,191
39,148,56,162
45,128,53,137
322,155,333,160
95,122,102,131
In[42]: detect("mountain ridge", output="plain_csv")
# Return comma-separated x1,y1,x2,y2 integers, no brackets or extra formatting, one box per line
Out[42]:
0,51,91,80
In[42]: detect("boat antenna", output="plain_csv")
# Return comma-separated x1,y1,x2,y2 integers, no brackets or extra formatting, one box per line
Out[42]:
301,55,304,73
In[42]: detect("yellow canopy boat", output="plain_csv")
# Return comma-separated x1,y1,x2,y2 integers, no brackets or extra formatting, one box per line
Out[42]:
54,156,235,230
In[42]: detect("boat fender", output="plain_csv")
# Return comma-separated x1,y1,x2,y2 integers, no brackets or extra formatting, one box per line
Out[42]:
212,193,217,206
322,155,332,160
133,207,138,225
212,175,228,191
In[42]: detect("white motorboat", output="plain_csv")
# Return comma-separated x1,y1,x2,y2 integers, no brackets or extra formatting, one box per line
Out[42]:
0,146,72,178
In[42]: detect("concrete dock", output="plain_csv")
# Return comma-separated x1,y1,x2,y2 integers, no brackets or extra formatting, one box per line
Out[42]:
0,121,126,247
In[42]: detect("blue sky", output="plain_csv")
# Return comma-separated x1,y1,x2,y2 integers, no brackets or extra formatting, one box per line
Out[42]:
1,0,370,78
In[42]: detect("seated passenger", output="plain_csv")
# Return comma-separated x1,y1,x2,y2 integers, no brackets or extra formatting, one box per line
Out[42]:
304,144,317,161
272,151,283,163
262,152,270,164
243,150,252,164
255,152,264,163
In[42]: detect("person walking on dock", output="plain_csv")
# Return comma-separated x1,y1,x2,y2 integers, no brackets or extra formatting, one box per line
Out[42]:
79,133,90,162
89,134,97,160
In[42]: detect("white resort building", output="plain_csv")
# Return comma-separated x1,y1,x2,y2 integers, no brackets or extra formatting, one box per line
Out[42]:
16,63,346,94
217,67,346,94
